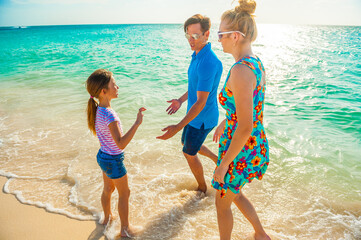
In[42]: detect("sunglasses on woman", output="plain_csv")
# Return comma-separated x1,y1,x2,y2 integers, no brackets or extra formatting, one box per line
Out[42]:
217,31,245,40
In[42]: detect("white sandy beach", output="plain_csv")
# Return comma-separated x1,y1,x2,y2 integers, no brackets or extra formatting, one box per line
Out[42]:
0,177,105,240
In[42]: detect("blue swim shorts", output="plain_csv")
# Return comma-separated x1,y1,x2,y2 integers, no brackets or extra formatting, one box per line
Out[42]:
96,150,127,179
181,124,214,156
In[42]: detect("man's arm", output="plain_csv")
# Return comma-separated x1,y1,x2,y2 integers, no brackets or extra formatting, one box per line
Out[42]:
177,91,208,129
157,91,208,140
166,91,188,115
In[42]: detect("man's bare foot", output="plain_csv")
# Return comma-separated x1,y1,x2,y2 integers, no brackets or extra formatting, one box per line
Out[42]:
120,225,143,238
254,232,271,240
101,214,114,225
197,185,207,193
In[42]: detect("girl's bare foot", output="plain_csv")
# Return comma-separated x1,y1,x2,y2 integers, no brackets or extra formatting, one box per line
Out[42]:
120,225,143,238
101,214,114,225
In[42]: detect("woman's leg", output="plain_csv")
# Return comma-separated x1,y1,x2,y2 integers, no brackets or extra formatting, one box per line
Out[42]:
215,190,237,240
101,172,115,225
233,191,271,240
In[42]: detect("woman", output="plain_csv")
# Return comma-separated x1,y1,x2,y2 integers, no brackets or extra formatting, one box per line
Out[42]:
212,0,271,239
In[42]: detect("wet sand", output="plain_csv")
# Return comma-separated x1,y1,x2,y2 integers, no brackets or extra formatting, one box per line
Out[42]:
0,176,106,240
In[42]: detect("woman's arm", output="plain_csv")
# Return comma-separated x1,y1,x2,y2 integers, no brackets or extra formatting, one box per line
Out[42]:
109,107,146,150
213,65,256,184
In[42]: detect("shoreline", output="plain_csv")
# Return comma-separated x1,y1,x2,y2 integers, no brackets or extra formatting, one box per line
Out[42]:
0,176,104,240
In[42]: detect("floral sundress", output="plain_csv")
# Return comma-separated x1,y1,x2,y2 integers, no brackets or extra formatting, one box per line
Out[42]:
211,55,270,198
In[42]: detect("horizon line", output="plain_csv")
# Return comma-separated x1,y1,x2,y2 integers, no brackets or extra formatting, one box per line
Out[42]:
1,22,361,28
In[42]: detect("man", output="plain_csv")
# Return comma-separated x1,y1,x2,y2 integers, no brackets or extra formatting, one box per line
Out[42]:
157,14,223,193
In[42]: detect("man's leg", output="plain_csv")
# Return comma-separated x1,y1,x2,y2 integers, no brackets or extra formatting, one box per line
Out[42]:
199,144,218,164
183,152,207,193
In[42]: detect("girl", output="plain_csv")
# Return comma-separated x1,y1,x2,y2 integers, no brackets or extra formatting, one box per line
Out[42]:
212,0,271,239
86,69,146,238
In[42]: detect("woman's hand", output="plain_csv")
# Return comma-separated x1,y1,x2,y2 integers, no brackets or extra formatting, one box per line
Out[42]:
135,107,146,126
166,99,182,115
213,120,226,143
213,164,228,184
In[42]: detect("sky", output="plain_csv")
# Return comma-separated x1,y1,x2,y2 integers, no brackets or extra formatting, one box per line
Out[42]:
0,0,361,27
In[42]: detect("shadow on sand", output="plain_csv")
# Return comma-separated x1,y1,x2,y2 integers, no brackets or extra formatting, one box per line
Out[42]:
88,222,107,240
87,191,210,240
135,191,209,240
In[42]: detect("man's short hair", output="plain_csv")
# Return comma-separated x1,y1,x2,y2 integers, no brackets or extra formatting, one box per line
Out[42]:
184,14,211,33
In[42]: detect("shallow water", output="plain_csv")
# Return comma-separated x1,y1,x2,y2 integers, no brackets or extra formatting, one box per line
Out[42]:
0,24,360,239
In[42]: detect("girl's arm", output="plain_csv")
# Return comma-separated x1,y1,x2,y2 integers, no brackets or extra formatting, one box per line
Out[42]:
109,107,146,150
213,119,226,143
213,65,255,184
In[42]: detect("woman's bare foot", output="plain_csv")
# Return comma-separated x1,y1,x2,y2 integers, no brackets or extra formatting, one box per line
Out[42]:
120,225,143,238
254,232,271,240
101,214,114,225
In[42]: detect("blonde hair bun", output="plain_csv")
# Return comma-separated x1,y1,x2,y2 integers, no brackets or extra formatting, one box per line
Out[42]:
235,0,256,15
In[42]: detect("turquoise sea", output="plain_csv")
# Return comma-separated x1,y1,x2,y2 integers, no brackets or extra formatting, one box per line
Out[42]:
0,24,360,239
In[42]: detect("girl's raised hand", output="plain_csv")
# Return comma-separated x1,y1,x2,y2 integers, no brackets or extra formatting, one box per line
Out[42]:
135,107,146,125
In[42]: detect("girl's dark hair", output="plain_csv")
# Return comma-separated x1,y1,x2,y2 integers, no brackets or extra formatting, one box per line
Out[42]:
85,69,113,135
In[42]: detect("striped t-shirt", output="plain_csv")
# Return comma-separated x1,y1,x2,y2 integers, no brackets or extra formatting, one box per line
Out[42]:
95,106,124,155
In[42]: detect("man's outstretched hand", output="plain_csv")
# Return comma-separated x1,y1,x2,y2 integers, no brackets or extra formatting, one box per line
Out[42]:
156,125,180,140
166,99,182,115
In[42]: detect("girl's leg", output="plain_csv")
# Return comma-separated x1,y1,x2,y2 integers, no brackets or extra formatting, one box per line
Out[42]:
233,191,271,240
113,174,131,235
101,172,115,225
215,190,237,240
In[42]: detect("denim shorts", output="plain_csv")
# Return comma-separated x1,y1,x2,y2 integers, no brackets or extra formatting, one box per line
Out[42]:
96,150,127,179
181,124,214,156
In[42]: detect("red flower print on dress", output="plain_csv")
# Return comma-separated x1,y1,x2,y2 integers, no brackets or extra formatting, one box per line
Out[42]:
258,61,263,71
227,119,235,127
228,162,234,174
255,101,262,113
219,92,227,105
225,86,233,97
260,144,267,157
226,127,233,139
236,161,247,171
246,172,257,180
220,150,227,160
229,174,235,183
260,130,266,140
251,156,261,166
241,60,255,70
221,138,228,147
246,136,257,150
220,188,226,198
258,111,264,123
